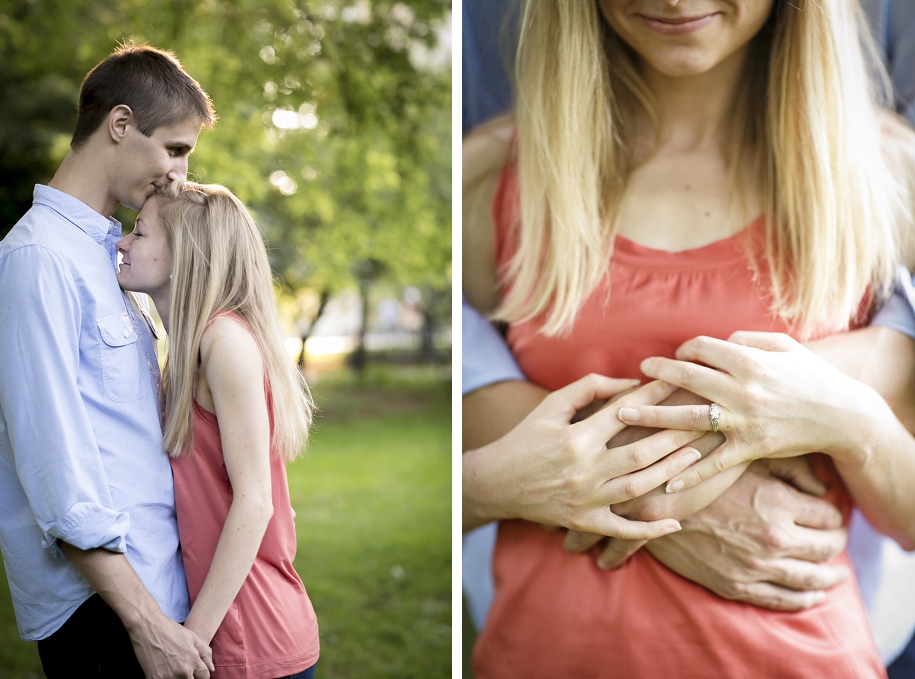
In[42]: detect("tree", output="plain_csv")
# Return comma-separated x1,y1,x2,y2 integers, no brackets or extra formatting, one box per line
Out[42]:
0,0,451,319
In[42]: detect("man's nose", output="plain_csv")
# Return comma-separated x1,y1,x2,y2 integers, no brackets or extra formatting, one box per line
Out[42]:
166,156,189,182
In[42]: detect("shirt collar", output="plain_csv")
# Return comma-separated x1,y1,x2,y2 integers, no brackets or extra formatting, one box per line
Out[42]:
32,185,122,244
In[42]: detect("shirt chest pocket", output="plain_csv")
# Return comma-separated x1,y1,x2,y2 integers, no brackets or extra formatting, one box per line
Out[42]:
97,312,144,403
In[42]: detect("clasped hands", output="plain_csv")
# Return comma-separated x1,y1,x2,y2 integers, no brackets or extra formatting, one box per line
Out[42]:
548,331,856,610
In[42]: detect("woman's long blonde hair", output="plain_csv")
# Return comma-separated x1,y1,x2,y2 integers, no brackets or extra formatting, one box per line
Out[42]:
497,0,911,337
157,181,314,460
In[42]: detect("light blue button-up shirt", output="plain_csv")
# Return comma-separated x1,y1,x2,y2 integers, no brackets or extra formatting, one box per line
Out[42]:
0,185,189,640
461,296,524,396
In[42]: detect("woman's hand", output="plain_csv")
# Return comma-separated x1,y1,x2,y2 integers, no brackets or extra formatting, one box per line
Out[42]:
462,373,705,539
617,331,888,492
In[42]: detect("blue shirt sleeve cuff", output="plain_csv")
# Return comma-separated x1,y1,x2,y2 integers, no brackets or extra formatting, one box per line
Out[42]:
42,502,130,560
871,266,915,339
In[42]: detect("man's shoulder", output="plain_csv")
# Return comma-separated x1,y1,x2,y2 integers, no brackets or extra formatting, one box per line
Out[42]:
0,213,82,297
2,203,66,251
1,203,90,270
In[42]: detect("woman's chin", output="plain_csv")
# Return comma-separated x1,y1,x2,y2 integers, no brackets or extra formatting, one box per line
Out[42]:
117,273,138,293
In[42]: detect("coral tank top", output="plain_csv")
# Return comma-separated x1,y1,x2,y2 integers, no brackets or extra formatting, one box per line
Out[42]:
172,314,319,679
472,160,886,679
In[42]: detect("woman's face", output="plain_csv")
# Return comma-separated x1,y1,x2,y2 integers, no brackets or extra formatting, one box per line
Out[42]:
116,194,173,298
597,0,775,77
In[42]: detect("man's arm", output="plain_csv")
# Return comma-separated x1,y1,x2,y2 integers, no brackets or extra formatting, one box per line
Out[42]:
61,545,213,679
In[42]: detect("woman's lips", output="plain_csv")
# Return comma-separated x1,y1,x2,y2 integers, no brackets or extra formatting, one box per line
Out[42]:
638,13,718,35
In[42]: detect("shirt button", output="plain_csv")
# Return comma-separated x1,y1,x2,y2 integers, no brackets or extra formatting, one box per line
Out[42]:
124,330,130,338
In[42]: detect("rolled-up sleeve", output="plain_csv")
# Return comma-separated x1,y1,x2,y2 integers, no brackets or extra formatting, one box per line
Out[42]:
0,245,129,558
462,296,526,395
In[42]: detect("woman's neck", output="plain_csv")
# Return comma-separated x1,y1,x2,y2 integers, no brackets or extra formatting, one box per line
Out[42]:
150,292,171,335
640,43,751,153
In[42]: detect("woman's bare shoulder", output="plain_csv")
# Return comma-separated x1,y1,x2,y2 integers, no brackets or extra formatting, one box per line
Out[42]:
463,113,515,313
200,315,261,368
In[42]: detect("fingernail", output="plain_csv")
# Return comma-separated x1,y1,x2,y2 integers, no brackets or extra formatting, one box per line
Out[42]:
666,480,685,493
640,358,652,373
618,407,639,423
664,522,682,534
685,450,702,465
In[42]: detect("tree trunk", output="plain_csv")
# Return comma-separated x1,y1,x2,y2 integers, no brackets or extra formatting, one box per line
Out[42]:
350,277,370,376
298,287,331,371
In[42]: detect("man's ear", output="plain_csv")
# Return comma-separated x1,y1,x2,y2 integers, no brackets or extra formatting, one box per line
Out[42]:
108,105,134,143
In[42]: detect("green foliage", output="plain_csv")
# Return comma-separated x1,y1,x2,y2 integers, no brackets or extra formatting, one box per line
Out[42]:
296,371,451,677
0,0,451,296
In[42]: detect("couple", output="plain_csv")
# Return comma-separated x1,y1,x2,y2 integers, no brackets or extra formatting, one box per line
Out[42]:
0,44,319,678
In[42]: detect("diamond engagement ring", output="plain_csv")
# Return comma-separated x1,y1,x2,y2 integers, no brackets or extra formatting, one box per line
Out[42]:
709,403,721,433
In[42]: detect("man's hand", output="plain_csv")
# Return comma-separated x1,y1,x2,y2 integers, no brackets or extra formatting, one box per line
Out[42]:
126,616,214,679
642,458,849,610
60,543,215,679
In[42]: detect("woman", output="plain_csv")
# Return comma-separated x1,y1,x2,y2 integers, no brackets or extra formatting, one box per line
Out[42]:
463,0,915,676
117,181,319,679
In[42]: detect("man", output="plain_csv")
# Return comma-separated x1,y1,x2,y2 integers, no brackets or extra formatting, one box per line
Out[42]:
0,43,217,678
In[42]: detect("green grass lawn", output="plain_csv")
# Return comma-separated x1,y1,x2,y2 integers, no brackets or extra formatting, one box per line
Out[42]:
0,365,451,678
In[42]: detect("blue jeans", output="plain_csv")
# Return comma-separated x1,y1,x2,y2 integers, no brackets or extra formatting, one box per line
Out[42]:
278,663,317,679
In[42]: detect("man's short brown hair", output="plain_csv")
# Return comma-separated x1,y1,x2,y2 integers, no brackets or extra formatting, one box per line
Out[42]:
71,41,217,150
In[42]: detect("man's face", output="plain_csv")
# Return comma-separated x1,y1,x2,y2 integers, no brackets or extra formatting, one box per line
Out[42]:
113,117,201,211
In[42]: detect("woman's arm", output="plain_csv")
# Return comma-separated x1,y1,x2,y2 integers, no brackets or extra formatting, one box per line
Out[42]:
182,318,275,643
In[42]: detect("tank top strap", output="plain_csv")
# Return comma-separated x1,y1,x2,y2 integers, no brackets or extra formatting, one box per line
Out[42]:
205,309,248,333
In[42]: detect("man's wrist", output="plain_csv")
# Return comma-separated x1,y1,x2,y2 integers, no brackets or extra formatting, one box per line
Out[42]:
825,383,893,467
462,443,510,531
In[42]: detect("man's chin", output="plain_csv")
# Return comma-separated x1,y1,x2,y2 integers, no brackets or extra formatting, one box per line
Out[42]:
123,187,156,212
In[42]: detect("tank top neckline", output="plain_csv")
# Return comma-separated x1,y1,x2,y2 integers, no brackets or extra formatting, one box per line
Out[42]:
612,215,765,269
